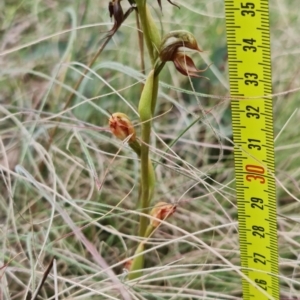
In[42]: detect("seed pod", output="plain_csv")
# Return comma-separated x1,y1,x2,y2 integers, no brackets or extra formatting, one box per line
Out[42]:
109,112,136,142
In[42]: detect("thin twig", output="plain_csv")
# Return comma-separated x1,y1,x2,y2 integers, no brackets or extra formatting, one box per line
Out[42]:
31,257,55,300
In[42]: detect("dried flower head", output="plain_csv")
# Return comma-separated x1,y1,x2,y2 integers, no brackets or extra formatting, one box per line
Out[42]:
107,0,136,37
159,30,208,78
109,112,136,142
150,202,176,228
108,0,124,36
157,0,180,10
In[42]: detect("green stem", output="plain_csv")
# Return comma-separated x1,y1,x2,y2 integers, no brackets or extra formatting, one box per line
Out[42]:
128,222,156,280
135,1,161,64
135,9,145,76
129,140,141,157
139,126,151,237
137,60,161,238
130,0,162,278
147,158,155,206
151,75,160,115
128,242,145,280
138,70,155,237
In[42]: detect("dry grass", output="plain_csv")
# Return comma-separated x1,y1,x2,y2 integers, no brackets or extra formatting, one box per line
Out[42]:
0,0,300,299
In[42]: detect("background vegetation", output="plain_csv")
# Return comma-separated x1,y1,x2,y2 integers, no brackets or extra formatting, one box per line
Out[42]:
1,0,300,299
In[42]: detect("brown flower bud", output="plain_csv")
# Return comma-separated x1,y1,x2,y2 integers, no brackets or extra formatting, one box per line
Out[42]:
159,30,208,78
109,112,136,142
150,202,176,228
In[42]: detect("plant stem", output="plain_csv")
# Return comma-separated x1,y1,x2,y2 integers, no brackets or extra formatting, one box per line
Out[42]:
151,75,159,115
135,1,161,64
128,242,145,280
135,10,145,77
139,132,151,236
137,74,158,236
135,1,161,238
138,69,155,236
130,0,162,277
129,140,141,157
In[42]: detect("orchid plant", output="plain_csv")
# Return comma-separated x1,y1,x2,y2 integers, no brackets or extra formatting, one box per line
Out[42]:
107,0,208,279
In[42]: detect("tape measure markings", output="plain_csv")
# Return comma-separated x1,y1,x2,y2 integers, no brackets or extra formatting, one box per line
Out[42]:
225,0,279,299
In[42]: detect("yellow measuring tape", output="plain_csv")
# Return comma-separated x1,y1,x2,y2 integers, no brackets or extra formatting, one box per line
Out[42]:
224,0,279,299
